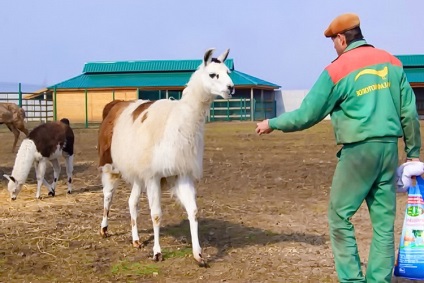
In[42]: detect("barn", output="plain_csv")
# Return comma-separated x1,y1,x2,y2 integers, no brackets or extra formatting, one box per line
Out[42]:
28,58,280,125
396,55,424,117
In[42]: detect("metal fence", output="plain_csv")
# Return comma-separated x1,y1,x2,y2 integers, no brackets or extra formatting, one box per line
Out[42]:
209,98,276,121
0,92,54,122
209,98,251,121
0,91,275,127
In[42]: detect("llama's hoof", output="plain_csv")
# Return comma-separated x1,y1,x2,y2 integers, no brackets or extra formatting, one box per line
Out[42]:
36,196,42,200
132,240,142,249
196,254,209,268
100,226,109,238
48,190,55,197
152,253,163,262
67,190,72,194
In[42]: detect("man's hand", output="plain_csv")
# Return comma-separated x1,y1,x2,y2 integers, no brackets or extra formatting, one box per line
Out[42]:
255,119,274,135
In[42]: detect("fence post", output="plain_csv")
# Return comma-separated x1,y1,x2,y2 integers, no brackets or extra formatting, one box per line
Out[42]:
273,100,276,117
226,99,230,121
53,87,57,121
44,99,48,122
253,98,256,121
250,88,254,121
18,83,22,107
239,99,242,120
211,102,215,122
85,89,88,128
243,98,246,120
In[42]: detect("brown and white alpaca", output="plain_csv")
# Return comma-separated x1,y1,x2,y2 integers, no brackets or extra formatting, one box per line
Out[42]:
98,48,234,266
0,103,29,152
3,118,75,200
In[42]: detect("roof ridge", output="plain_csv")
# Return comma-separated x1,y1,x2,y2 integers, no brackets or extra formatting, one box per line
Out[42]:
232,70,258,85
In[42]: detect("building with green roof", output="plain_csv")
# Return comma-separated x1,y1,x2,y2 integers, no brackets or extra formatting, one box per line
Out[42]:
396,54,424,116
33,58,280,124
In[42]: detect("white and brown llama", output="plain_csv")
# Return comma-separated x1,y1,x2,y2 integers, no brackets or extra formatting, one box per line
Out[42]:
98,48,234,266
0,102,29,152
3,118,75,200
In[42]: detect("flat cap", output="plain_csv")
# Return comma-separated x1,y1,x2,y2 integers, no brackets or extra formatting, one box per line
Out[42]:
324,13,360,38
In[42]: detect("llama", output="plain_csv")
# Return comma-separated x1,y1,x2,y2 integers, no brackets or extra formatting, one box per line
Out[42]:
3,118,75,200
98,48,234,266
0,103,29,152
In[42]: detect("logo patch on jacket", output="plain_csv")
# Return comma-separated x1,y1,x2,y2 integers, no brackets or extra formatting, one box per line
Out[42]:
354,66,388,81
355,66,391,96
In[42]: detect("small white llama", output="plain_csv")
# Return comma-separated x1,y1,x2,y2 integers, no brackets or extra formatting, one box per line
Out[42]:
98,48,234,266
4,118,75,200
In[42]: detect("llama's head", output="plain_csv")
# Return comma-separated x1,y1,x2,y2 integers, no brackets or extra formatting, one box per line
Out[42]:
3,174,23,200
195,48,234,100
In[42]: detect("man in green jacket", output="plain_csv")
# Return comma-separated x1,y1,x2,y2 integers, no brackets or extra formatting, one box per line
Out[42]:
256,13,421,283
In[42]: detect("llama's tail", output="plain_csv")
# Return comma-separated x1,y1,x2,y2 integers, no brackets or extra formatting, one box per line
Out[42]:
102,100,125,120
19,108,26,119
60,118,70,126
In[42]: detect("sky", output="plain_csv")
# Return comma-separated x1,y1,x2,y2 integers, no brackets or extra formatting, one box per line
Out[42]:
0,0,423,91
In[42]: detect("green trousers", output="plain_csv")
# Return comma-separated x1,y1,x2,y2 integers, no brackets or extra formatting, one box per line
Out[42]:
328,140,398,283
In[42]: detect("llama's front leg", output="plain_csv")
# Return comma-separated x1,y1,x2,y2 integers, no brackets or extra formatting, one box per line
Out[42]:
146,177,163,261
100,164,120,237
175,175,206,266
129,181,143,248
64,154,74,194
42,179,52,191
8,125,20,153
48,159,61,197
34,160,47,199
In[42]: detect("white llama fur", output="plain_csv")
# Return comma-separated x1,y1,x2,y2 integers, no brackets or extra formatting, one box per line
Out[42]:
99,48,234,266
4,120,74,200
8,139,39,192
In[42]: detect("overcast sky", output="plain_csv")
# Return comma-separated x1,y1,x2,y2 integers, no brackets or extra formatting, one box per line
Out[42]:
0,0,422,91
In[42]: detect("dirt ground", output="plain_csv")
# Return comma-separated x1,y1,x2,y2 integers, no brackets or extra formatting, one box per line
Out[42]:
0,120,421,283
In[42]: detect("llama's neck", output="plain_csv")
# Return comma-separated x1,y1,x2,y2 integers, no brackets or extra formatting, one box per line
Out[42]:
180,83,215,120
11,139,37,183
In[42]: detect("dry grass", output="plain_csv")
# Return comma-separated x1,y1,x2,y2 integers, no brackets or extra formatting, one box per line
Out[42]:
0,120,421,282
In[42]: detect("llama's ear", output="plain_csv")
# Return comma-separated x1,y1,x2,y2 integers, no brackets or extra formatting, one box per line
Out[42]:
204,48,215,66
217,48,230,62
3,174,15,183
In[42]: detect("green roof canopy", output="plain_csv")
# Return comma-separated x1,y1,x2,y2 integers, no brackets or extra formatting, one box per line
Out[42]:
396,54,424,83
396,55,424,68
83,59,234,73
48,59,280,90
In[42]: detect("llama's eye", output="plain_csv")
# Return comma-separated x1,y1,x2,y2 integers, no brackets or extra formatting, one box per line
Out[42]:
209,73,217,79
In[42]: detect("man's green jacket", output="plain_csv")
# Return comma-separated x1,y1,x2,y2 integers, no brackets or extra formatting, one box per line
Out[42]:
269,40,421,158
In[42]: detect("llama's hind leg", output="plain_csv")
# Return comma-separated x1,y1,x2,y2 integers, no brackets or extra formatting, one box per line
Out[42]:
129,181,143,248
48,159,61,197
100,164,120,237
146,177,163,261
174,175,206,266
34,160,47,199
64,154,74,194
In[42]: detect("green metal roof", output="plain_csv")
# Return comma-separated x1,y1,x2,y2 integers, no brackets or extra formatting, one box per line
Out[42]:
395,54,424,83
48,70,280,89
48,58,280,89
396,55,424,67
83,59,234,73
404,68,424,83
